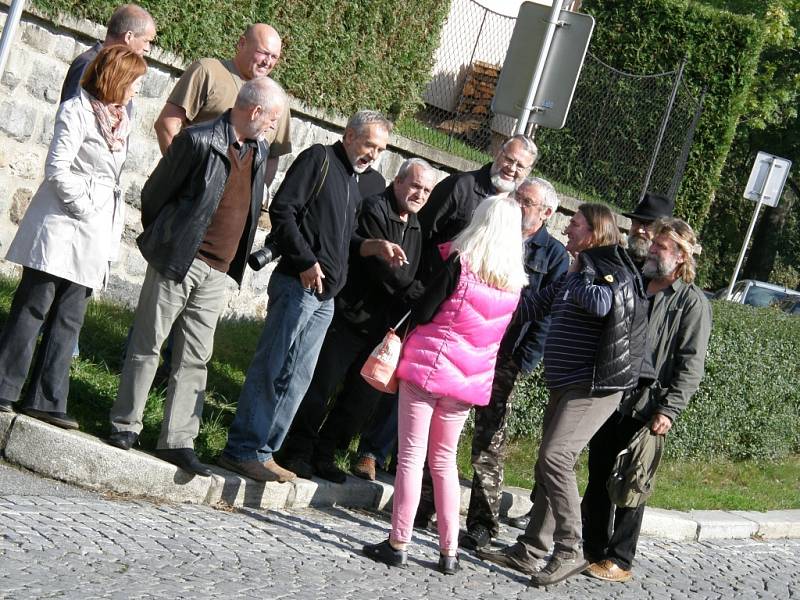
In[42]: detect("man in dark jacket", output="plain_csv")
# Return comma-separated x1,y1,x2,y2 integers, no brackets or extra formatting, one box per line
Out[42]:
279,158,436,482
218,111,406,483
582,218,711,583
460,177,569,550
60,3,156,103
107,78,287,476
418,134,538,281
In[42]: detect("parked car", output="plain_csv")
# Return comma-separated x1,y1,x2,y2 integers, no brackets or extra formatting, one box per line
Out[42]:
713,279,800,307
772,297,800,316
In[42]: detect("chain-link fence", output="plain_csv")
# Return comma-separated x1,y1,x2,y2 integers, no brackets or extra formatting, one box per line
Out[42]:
405,0,704,210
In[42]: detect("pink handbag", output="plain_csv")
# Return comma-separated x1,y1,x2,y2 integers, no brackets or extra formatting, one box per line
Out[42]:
360,311,411,393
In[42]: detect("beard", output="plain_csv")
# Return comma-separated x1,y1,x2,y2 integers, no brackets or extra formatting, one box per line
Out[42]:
627,235,651,264
642,254,678,279
490,172,516,194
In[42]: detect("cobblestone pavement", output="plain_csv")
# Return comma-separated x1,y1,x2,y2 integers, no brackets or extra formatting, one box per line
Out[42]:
1,465,798,599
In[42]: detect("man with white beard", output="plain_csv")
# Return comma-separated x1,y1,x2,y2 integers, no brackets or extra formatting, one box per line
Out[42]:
417,135,538,282
218,110,408,482
581,217,711,583
622,193,675,270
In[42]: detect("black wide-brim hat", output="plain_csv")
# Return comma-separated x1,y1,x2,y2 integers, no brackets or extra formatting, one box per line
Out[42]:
623,192,675,222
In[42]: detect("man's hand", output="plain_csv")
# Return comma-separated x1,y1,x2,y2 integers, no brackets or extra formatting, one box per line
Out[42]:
650,413,673,435
360,239,407,268
300,262,325,294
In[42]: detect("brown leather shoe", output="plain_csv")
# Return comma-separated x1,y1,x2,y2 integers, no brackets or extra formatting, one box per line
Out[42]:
263,458,297,482
217,455,296,483
584,560,633,583
352,456,376,481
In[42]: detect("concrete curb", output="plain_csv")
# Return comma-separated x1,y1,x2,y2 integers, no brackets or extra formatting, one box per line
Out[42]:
1,412,798,541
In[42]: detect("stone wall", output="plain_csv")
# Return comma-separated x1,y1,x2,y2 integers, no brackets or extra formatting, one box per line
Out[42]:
0,5,593,319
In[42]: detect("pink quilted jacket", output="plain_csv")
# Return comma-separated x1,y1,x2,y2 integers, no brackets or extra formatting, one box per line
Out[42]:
397,256,520,406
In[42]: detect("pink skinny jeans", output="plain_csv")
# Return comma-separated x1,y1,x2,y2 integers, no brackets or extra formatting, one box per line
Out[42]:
391,381,472,552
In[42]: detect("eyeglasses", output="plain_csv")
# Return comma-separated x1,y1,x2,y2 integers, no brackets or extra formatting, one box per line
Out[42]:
255,49,281,63
515,192,543,209
499,152,534,173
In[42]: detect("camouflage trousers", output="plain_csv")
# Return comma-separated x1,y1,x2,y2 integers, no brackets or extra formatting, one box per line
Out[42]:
416,351,520,536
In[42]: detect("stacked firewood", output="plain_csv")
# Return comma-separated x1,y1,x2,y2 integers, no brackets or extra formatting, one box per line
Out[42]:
438,60,500,137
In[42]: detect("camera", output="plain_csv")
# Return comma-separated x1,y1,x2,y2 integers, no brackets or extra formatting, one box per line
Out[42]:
248,233,281,271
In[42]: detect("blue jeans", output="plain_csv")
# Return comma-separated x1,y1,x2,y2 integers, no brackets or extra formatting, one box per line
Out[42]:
358,391,398,467
223,273,334,462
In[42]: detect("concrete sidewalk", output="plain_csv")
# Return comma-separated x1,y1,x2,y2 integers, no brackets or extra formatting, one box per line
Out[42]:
2,412,798,542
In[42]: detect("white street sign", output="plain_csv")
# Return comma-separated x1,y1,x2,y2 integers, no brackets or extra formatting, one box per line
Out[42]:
743,151,792,207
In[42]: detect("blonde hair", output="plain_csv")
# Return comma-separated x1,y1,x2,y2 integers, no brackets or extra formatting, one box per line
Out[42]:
451,195,528,292
651,217,698,283
578,203,621,247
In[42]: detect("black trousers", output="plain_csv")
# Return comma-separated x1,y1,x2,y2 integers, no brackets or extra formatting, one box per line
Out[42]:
581,411,649,570
0,267,91,413
281,315,382,463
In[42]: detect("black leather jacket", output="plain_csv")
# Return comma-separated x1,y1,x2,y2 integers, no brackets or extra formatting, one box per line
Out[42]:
137,111,267,285
580,245,649,393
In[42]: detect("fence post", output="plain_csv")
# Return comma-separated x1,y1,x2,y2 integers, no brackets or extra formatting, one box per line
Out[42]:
667,87,706,201
447,7,488,151
640,56,686,204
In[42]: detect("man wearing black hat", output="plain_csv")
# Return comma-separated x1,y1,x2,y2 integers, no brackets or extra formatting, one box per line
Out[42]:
622,193,675,269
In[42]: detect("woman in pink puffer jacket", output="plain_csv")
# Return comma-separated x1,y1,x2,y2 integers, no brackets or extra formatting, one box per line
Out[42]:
363,195,528,574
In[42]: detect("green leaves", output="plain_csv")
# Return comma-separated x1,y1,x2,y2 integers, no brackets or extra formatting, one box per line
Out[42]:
507,300,800,461
31,0,450,119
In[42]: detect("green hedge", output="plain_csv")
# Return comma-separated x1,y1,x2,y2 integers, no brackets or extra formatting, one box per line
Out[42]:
31,0,451,119
581,0,765,230
506,300,800,461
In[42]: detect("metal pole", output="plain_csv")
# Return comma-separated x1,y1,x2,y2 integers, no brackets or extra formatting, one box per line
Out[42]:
640,57,686,203
0,0,26,78
667,87,706,201
725,158,778,300
514,0,563,135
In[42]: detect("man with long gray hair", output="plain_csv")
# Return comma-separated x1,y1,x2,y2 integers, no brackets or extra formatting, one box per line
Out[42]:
218,110,408,483
108,78,287,477
581,217,711,583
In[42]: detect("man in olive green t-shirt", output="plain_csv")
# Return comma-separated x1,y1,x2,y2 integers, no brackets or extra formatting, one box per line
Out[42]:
154,23,291,185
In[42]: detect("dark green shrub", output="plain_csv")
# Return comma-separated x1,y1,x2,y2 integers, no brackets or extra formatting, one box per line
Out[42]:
31,0,450,118
582,0,765,229
506,300,800,460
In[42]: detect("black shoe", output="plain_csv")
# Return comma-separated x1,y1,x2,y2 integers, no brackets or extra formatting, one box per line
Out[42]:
529,552,589,587
282,456,314,480
107,431,139,451
438,553,460,575
362,539,407,567
507,514,530,530
312,460,347,484
460,523,492,550
19,408,79,430
155,448,212,477
0,399,15,413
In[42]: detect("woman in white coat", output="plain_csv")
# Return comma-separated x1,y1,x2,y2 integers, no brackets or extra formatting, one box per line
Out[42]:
0,45,146,429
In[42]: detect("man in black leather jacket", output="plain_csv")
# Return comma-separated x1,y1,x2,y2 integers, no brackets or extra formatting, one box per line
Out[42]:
108,78,287,477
